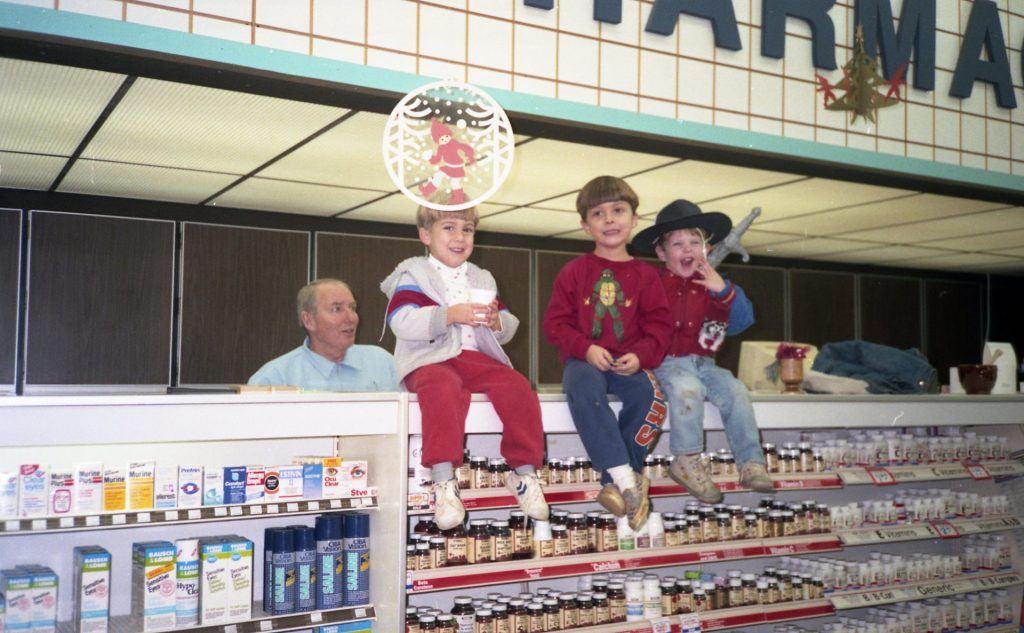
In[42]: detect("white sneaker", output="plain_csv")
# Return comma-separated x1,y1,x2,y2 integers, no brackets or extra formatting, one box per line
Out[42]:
505,472,549,521
432,478,465,530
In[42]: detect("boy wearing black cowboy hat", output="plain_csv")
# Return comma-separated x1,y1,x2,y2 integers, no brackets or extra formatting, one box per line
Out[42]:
632,199,773,502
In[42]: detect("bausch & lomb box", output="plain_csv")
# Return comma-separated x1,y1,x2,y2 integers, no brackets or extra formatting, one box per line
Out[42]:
73,546,110,633
0,568,32,632
16,565,58,633
131,541,176,632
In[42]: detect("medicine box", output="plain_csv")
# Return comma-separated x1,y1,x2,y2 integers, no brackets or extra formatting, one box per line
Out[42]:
73,546,111,633
16,565,58,633
131,541,176,632
1,568,33,632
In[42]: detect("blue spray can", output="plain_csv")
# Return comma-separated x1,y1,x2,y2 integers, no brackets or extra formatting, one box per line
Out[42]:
290,525,316,612
263,527,280,613
315,514,343,609
271,528,296,615
343,513,370,606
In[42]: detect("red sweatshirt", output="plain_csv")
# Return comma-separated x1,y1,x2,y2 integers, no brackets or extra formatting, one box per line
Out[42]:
660,268,736,358
543,253,672,369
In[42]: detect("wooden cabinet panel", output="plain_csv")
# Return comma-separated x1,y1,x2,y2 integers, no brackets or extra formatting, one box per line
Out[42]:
26,212,174,385
180,223,308,385
716,265,786,374
925,280,983,379
536,251,578,386
0,209,21,386
470,246,533,380
859,276,921,351
790,270,855,348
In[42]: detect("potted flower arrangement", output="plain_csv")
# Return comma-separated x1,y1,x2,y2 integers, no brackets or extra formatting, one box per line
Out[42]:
775,343,810,394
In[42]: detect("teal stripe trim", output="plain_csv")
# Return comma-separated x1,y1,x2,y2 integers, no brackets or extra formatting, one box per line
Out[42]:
2,1,1021,194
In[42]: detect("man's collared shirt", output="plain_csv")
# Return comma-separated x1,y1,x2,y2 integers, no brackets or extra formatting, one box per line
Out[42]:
248,339,399,391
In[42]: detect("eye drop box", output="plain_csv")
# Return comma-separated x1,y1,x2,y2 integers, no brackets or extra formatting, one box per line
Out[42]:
102,468,126,513
322,457,343,499
407,435,432,510
131,541,176,632
177,466,203,509
174,539,199,627
203,469,223,506
222,467,246,505
336,461,369,494
127,462,155,511
49,470,74,515
198,537,253,624
0,470,18,519
153,467,177,510
244,466,265,504
16,565,58,633
72,546,110,633
301,463,323,500
73,463,104,515
264,465,303,501
0,568,32,632
18,465,48,518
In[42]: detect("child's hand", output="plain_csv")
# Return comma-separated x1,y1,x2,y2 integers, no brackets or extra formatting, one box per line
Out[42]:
585,345,615,371
610,353,640,375
691,255,726,293
482,300,501,331
447,303,492,326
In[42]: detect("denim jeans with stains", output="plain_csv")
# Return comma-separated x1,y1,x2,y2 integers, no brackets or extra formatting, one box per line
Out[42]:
654,354,766,467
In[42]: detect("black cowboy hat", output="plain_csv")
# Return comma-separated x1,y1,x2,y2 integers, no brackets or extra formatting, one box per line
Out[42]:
631,199,733,255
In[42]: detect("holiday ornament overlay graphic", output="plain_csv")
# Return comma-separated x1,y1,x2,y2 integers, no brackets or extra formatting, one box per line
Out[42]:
383,80,515,211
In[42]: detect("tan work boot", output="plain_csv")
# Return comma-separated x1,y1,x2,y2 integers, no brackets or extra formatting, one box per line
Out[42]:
739,462,775,493
669,453,723,504
622,476,650,531
595,475,650,519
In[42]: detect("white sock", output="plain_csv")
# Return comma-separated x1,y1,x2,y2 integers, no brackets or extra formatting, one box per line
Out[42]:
606,464,637,491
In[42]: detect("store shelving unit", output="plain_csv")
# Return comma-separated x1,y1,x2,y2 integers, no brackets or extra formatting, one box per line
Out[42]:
0,393,408,633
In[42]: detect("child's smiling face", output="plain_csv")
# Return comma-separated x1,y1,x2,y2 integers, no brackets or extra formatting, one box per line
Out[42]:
419,216,476,268
656,228,707,278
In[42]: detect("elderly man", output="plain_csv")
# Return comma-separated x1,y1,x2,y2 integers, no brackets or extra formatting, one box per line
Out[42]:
248,278,398,391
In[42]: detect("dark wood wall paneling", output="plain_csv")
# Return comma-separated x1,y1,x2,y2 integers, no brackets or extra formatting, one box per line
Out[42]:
789,270,856,348
25,212,174,385
0,209,21,386
925,280,983,378
179,223,309,385
316,233,424,358
859,276,922,351
470,246,533,374
536,251,579,385
716,265,787,374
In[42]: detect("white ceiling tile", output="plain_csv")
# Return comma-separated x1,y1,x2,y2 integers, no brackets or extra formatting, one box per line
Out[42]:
810,245,957,263
993,246,1024,258
717,178,911,223
0,153,66,190
890,252,1023,269
762,193,1009,235
0,58,125,155
921,228,1024,251
492,139,675,206
754,237,880,259
339,193,423,225
259,112,393,190
58,160,237,203
211,178,390,216
730,229,806,248
86,78,347,173
478,208,584,236
629,160,804,220
841,206,1024,243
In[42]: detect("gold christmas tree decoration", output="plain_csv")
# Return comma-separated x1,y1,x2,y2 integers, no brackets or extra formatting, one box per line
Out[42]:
815,25,907,124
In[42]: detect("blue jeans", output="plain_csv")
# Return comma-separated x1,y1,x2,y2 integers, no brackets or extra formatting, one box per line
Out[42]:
654,355,765,467
562,359,667,485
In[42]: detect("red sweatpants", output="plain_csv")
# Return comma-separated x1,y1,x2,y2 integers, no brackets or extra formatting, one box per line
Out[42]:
405,350,544,470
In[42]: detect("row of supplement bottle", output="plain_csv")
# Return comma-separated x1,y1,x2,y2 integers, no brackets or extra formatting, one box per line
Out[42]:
773,588,1014,633
827,492,1011,529
452,453,601,490
408,500,833,568
784,430,1009,471
407,566,829,632
777,552,970,592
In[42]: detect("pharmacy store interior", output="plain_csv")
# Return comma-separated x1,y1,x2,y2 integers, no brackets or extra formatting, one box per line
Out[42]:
1,1,1024,632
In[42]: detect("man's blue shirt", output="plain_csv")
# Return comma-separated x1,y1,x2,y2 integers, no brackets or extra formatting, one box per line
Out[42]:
248,339,399,391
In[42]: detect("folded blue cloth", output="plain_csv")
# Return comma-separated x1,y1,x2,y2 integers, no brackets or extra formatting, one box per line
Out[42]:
811,340,938,394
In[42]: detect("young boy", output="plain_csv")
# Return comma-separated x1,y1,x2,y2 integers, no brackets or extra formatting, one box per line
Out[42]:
543,176,672,530
632,199,774,503
380,205,549,530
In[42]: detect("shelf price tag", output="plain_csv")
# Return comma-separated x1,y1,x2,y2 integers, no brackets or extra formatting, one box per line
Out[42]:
229,506,243,517
649,617,673,632
678,613,701,630
259,620,273,631
865,467,896,485
307,501,321,511
59,517,74,528
4,520,20,532
112,514,127,525
249,505,263,516
266,504,279,514
31,519,47,531
354,607,367,618
330,499,342,509
931,520,961,539
310,612,323,623
287,503,299,513
85,515,100,527
224,625,237,633
137,512,151,523
188,509,202,520
214,507,228,517
164,510,179,521
965,464,991,480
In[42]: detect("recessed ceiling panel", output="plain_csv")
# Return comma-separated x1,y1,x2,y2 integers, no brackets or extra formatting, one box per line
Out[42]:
762,193,1007,235
260,112,394,191
809,245,956,263
211,178,390,216
713,179,910,222
0,58,125,155
921,228,1024,251
480,208,586,236
557,217,657,242
0,153,66,190
85,78,347,173
728,229,805,248
841,207,1024,243
339,193,425,225
493,139,675,206
630,161,805,220
893,252,1023,269
756,237,879,259
59,160,236,203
